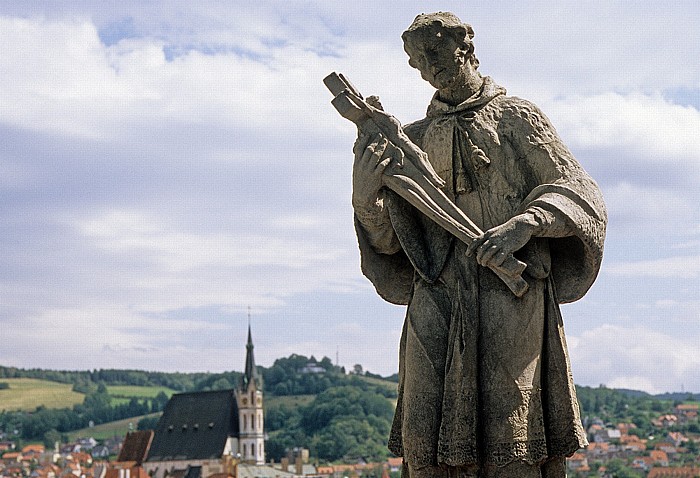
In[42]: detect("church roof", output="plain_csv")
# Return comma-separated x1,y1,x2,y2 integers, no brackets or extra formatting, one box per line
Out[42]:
146,390,239,462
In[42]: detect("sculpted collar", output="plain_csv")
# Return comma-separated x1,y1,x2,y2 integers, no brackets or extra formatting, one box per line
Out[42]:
426,76,506,118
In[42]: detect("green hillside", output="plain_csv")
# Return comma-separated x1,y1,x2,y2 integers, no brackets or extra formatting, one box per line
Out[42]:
66,413,161,441
0,378,84,411
107,385,175,405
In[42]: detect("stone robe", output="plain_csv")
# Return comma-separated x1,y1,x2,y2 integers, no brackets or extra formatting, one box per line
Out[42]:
354,78,606,470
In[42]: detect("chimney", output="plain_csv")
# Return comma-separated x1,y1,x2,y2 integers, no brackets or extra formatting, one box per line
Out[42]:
281,457,289,472
295,456,302,476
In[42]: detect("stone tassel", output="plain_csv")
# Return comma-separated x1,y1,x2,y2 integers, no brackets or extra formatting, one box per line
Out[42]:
453,126,472,194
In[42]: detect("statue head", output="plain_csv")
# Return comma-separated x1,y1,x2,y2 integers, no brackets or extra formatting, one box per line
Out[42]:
402,12,480,91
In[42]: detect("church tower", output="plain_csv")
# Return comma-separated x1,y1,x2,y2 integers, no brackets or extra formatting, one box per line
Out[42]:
236,321,265,465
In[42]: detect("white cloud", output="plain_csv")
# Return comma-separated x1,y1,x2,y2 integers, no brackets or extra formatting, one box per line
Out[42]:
544,93,700,168
1,3,699,392
569,324,700,394
64,208,364,313
602,181,698,234
606,255,700,279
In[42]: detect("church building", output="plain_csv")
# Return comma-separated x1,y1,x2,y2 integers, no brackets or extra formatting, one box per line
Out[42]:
143,325,265,478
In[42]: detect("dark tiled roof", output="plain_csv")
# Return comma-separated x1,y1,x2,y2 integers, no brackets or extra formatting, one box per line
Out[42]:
117,430,154,464
146,390,239,462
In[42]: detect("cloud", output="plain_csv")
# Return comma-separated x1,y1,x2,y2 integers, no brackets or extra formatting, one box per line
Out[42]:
606,255,700,279
569,324,700,394
602,181,699,235
0,3,699,393
544,93,700,167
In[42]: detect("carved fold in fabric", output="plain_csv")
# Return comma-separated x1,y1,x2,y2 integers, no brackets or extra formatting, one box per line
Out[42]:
426,77,502,197
451,119,491,195
426,77,506,118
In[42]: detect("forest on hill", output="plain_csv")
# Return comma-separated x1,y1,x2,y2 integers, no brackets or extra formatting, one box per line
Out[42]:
2,358,699,463
0,355,397,461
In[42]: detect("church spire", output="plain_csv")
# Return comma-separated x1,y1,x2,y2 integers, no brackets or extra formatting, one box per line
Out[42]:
242,308,260,388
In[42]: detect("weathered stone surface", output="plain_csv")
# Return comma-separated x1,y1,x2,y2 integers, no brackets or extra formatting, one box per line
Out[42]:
340,11,607,478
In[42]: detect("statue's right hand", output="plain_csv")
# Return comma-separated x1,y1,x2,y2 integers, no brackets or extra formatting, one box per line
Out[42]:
352,132,392,209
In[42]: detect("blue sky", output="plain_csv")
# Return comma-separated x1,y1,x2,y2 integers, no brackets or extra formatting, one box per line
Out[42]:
0,1,698,394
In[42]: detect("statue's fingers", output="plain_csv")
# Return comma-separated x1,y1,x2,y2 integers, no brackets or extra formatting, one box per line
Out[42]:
478,244,500,266
371,137,389,164
377,156,393,172
353,132,371,156
491,250,508,267
467,235,487,257
360,134,382,163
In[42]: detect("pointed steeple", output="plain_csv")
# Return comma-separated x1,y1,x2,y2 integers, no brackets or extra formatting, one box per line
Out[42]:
242,308,260,389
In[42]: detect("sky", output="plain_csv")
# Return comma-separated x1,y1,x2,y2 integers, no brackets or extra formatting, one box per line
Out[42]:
0,1,698,395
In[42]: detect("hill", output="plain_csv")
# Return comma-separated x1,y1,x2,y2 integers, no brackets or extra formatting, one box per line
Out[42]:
66,413,161,441
4,357,699,463
0,378,84,411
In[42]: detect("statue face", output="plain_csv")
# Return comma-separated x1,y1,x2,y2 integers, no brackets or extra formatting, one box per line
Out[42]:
404,27,469,90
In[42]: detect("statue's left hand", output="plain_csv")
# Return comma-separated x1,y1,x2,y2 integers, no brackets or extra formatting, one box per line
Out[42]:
467,214,536,268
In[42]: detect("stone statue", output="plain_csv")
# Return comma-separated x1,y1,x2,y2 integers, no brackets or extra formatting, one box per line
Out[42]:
330,11,607,478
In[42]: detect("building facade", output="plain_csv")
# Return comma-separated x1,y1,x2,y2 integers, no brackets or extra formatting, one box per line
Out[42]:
143,326,265,478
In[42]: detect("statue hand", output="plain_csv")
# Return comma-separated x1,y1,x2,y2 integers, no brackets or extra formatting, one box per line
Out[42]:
352,132,392,210
466,215,536,268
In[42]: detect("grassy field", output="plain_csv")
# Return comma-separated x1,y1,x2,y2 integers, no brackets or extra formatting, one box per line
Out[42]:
66,413,161,441
106,385,176,398
0,378,84,411
107,385,176,405
357,375,398,392
266,394,315,408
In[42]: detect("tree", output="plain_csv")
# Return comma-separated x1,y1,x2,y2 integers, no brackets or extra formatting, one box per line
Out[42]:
137,415,160,431
151,391,170,412
43,429,62,449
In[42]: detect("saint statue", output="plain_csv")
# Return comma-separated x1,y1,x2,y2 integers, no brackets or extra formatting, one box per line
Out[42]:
348,12,607,478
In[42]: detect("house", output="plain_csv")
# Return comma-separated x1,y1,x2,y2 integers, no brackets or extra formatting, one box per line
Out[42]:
674,404,699,425
632,456,654,472
617,423,637,434
655,442,679,455
585,442,611,458
650,450,670,467
91,445,110,459
592,428,621,443
22,445,45,457
2,452,21,465
237,464,293,477
77,438,98,451
105,429,154,478
315,466,333,477
386,457,403,473
654,414,679,428
647,467,700,477
299,363,326,374
566,453,589,472
31,463,61,478
143,326,265,478
67,452,93,467
0,442,16,453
